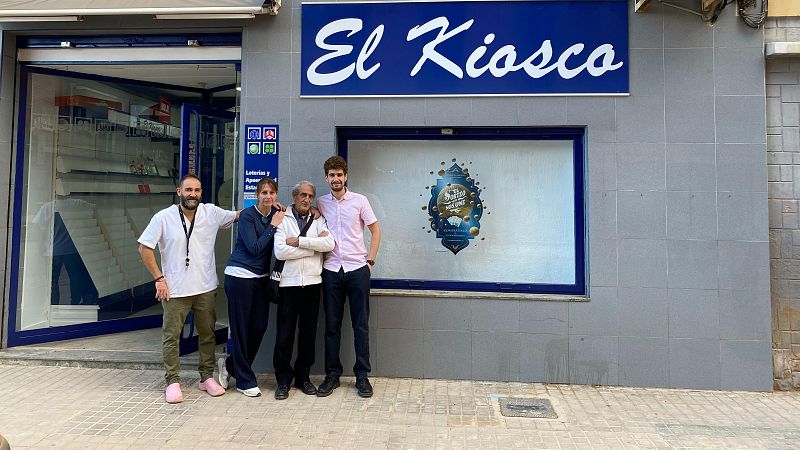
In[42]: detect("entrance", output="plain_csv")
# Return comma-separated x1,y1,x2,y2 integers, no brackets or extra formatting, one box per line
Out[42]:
7,37,241,349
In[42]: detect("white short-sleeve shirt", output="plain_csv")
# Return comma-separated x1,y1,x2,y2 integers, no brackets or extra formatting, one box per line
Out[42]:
138,203,237,298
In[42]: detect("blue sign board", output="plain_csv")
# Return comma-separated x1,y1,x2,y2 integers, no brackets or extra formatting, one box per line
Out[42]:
243,124,279,208
301,0,628,97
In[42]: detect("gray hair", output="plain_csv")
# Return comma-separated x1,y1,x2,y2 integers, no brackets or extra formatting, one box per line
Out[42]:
291,181,316,198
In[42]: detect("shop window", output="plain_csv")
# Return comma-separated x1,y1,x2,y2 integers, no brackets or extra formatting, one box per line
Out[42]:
340,127,586,295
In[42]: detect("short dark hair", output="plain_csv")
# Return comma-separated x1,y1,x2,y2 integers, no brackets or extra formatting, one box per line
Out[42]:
256,177,278,194
179,174,201,188
324,155,348,176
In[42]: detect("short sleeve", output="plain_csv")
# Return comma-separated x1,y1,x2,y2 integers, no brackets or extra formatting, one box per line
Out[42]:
138,214,162,249
360,197,378,226
211,204,237,229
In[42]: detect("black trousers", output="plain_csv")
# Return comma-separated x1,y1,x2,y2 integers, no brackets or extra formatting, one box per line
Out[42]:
322,266,371,379
224,275,269,390
272,284,321,386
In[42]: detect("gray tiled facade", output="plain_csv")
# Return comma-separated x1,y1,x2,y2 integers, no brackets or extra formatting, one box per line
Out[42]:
766,15,800,391
0,3,774,391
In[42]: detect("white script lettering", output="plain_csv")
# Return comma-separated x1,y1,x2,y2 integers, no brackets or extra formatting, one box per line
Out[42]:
306,18,383,86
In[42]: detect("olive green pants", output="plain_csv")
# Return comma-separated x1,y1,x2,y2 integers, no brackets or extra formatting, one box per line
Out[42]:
161,290,217,385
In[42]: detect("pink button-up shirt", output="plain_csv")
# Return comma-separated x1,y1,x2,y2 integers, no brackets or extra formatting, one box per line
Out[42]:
317,188,378,273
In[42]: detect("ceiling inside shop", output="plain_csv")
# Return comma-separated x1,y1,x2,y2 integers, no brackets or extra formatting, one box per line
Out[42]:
32,63,238,90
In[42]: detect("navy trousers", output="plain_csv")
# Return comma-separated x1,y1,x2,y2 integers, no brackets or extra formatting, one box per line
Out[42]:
224,275,269,390
322,266,371,379
273,284,321,386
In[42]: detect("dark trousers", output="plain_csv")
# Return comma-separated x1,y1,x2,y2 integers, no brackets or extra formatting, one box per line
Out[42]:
224,275,269,390
273,284,321,386
322,266,371,379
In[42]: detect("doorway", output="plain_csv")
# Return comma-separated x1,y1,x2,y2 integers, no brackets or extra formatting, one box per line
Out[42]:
7,37,241,351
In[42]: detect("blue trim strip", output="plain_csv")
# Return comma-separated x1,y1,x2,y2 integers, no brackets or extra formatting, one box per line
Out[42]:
18,33,242,49
337,126,587,296
8,316,162,347
7,65,29,346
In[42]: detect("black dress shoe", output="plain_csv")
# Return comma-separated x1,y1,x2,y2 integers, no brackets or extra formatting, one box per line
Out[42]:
294,380,317,396
355,377,373,398
316,376,340,397
275,384,290,400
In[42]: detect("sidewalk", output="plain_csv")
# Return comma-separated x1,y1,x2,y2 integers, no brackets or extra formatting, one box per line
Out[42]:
0,364,798,449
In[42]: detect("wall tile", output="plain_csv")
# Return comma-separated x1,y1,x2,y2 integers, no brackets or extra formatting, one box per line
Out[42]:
618,191,666,239
569,335,619,385
668,288,720,339
377,296,423,330
715,96,766,144
616,96,666,143
471,299,519,332
666,144,717,191
717,192,769,241
377,329,424,377
589,191,616,239
669,338,720,389
423,330,471,379
519,334,569,383
569,287,618,336
664,7,713,48
664,49,714,96
616,143,666,191
618,337,669,387
667,240,719,290
628,49,664,96
518,98,567,125
471,98,519,126
667,191,718,240
716,144,768,192
566,98,615,143
424,298,470,331
714,47,765,96
334,99,381,126
719,290,772,341
519,301,568,335
720,340,773,391
618,287,668,338
379,99,427,126
472,332,520,381
665,95,715,144
618,239,668,288
718,241,770,291
587,142,617,191
589,238,617,288
425,98,471,126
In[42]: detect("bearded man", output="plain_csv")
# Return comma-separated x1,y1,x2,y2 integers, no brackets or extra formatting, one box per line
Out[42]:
138,174,241,403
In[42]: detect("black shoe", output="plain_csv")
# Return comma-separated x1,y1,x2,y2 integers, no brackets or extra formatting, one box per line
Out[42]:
355,377,373,398
316,376,340,397
275,384,290,400
294,380,317,396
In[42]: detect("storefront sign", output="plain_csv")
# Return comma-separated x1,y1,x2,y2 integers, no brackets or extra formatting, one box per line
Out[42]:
301,0,628,96
243,125,279,208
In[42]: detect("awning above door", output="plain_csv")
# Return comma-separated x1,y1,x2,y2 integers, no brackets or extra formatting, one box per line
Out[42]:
0,0,270,20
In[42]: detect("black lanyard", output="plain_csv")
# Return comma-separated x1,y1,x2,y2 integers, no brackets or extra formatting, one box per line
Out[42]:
177,206,195,269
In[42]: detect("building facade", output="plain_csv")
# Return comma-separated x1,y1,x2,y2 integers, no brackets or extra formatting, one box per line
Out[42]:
0,0,776,391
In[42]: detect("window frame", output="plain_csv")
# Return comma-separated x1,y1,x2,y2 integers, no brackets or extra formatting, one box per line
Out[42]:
337,126,587,296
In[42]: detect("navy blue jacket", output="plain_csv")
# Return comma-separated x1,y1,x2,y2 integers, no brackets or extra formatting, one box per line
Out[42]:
226,206,277,275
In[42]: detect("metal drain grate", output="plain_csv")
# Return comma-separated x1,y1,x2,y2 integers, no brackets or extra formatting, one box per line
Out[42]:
498,397,558,419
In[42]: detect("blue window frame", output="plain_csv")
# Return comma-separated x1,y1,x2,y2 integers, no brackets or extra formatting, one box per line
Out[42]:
337,127,586,295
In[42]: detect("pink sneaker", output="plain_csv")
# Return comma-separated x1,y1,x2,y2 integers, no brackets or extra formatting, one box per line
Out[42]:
165,382,184,404
199,377,225,397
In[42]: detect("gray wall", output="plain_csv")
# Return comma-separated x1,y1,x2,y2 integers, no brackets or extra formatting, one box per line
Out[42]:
242,2,773,390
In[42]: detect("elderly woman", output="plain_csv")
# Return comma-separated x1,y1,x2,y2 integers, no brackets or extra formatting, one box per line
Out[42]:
218,177,284,397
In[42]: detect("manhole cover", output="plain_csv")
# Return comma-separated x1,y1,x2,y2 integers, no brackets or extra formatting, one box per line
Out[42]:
498,397,557,419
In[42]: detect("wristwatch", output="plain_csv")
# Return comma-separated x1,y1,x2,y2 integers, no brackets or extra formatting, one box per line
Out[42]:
366,259,375,267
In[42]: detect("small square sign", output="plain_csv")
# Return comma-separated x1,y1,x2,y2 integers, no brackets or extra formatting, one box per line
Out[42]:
247,127,262,140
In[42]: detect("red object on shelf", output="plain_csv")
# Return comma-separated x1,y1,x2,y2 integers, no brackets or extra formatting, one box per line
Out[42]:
54,95,123,110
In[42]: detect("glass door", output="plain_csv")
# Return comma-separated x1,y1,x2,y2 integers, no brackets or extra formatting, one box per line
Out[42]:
178,104,237,355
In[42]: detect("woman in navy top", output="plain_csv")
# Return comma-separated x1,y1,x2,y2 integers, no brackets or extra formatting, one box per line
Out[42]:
218,177,284,397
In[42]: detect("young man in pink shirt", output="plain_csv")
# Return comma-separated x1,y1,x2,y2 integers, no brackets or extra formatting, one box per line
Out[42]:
315,156,382,398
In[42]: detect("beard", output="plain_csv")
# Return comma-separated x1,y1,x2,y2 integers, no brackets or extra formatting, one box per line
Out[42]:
330,182,344,192
180,197,199,210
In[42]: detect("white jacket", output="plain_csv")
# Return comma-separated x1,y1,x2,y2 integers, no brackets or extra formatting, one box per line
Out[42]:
274,213,335,287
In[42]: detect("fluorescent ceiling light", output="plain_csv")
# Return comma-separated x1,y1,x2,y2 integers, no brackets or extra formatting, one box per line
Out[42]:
0,15,83,22
154,13,255,19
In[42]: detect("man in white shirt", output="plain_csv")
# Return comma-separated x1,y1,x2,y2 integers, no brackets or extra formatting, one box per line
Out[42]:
138,174,239,404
